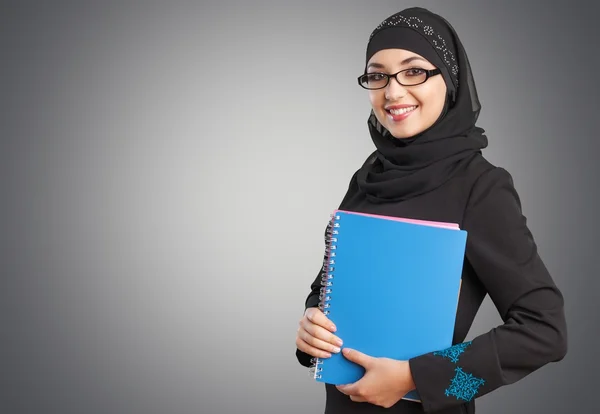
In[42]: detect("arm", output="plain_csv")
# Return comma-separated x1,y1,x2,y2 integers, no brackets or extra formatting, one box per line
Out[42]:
408,167,568,413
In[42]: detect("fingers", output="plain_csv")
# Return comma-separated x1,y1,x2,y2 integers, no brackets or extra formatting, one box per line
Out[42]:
296,336,332,359
350,395,367,403
300,318,343,347
336,383,358,395
341,348,372,369
301,309,343,347
337,383,364,401
295,307,343,359
297,325,342,355
305,307,336,332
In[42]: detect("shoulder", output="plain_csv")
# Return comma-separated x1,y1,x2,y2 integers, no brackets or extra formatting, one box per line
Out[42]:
467,161,520,207
361,150,378,167
460,158,528,237
345,150,378,188
461,154,517,203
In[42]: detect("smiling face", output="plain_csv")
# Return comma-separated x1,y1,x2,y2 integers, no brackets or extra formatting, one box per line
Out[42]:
366,48,448,139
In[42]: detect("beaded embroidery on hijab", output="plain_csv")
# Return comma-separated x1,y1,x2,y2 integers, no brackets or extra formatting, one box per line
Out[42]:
369,13,459,82
354,7,488,203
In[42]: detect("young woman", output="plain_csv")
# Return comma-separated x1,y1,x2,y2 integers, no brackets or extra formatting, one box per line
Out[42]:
294,7,567,414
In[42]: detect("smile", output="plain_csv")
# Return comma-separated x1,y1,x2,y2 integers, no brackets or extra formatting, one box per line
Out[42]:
387,106,417,115
385,105,418,122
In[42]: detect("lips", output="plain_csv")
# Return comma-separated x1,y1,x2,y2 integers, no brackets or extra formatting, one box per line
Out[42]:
385,105,418,122
385,105,418,115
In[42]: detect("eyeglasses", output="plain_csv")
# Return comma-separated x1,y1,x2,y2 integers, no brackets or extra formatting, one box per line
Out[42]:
357,68,442,90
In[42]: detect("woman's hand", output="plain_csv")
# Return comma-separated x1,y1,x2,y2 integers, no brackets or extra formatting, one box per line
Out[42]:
336,348,416,409
296,307,344,359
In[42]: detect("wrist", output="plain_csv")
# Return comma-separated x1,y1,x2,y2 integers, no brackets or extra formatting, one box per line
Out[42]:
405,361,416,390
394,360,416,391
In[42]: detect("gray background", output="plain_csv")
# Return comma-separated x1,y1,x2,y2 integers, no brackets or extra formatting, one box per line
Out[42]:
2,1,598,413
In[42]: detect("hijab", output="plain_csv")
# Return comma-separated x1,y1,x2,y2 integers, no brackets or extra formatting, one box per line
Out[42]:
355,7,488,203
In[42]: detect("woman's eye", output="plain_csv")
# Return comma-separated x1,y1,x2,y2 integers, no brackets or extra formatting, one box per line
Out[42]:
406,68,425,76
367,73,386,81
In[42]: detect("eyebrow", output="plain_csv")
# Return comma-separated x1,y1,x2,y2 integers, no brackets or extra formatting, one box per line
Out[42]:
367,56,427,70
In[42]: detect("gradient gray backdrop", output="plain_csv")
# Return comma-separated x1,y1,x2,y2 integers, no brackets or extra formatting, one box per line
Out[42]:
2,1,598,413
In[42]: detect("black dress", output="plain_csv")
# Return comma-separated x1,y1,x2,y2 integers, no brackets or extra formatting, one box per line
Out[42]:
295,152,568,414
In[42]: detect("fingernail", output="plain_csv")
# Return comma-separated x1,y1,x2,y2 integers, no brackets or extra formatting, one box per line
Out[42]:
330,325,336,332
332,346,341,353
335,338,343,346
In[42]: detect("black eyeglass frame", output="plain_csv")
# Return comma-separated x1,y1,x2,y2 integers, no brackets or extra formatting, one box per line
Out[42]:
357,68,442,90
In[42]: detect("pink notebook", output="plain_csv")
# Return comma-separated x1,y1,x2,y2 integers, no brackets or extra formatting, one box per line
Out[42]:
338,210,459,230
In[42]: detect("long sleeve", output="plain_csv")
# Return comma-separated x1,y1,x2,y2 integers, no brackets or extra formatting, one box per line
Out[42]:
408,167,568,413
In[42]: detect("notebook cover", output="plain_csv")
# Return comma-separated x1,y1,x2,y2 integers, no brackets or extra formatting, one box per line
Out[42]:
315,210,467,392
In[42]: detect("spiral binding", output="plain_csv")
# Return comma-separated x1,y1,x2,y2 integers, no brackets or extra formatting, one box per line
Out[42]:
309,212,341,380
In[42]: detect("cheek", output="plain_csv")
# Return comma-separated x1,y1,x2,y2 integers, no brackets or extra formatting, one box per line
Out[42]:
418,85,447,117
369,91,383,107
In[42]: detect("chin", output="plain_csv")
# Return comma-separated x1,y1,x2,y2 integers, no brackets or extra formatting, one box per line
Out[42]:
388,129,415,139
384,123,419,139
376,111,423,139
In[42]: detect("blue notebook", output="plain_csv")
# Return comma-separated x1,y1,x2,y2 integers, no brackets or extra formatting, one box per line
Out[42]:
312,210,467,402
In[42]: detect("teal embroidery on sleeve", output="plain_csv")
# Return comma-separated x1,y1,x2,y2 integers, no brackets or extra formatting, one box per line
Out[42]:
444,367,485,402
433,341,472,363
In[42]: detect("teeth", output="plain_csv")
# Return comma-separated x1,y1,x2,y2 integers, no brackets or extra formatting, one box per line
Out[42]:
389,106,417,115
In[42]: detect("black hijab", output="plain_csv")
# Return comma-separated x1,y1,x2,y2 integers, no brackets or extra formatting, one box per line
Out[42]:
355,7,488,203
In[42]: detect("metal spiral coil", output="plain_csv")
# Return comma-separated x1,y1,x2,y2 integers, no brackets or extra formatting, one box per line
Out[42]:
311,212,341,380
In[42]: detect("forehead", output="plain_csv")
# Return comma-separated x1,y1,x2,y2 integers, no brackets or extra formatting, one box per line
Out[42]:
367,48,431,68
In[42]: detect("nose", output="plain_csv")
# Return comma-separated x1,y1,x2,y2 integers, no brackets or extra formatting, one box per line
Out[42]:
385,76,407,100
